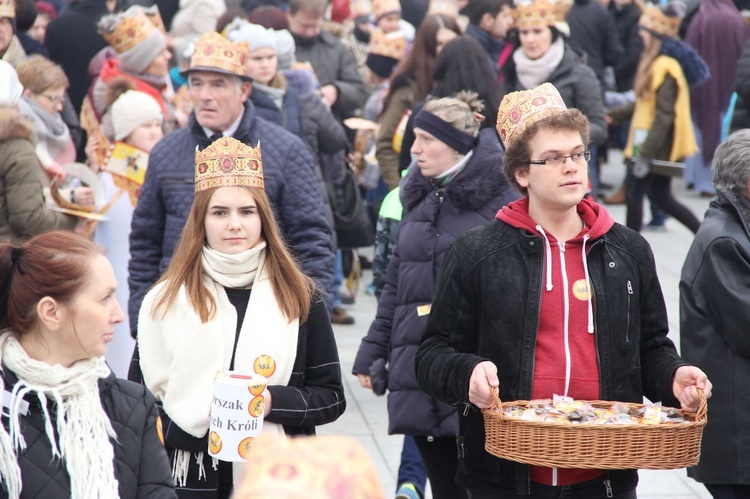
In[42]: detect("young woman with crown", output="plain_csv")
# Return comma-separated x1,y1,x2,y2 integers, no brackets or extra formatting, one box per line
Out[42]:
133,136,346,498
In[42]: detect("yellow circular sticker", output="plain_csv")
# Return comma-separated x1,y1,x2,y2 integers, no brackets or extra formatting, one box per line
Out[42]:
253,355,276,378
572,279,590,301
237,437,255,459
208,431,222,455
249,395,265,417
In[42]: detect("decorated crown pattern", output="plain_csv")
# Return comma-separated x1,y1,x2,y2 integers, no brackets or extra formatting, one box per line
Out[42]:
513,0,571,28
638,4,681,38
189,32,250,78
373,0,401,19
195,137,264,192
496,82,568,148
0,0,14,19
369,28,407,60
143,5,166,33
101,9,156,54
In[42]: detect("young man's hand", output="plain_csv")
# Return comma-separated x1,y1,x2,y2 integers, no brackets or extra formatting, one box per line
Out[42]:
469,361,499,409
672,366,712,412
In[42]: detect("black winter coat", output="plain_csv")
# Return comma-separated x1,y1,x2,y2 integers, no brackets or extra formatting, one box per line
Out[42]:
415,218,687,494
611,2,643,92
566,0,625,87
680,191,750,485
128,103,334,335
732,38,750,131
502,44,609,146
352,129,519,436
0,368,175,498
250,86,304,140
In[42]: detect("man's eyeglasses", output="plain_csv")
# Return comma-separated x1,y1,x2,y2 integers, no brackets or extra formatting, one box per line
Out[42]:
529,151,591,167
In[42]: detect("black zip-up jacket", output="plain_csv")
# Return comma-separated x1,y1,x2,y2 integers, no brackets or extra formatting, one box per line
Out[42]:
415,217,687,495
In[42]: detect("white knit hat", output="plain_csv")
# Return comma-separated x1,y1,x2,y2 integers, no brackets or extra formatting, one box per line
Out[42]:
227,21,277,53
110,90,163,141
0,60,23,107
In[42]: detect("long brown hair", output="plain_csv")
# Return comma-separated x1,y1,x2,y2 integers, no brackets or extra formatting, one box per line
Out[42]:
0,231,103,335
633,32,663,99
152,187,314,324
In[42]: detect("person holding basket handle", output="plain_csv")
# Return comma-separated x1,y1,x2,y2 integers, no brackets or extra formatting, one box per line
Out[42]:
415,82,711,498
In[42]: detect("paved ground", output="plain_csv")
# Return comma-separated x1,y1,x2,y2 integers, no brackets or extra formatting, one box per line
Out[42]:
319,152,715,499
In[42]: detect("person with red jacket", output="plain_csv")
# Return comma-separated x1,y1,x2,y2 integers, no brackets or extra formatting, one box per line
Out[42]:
415,82,711,498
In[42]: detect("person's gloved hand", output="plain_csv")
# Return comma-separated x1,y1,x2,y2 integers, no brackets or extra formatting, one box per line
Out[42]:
633,156,650,179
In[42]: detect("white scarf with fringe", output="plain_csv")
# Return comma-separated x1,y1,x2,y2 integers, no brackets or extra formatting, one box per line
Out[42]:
0,332,118,499
513,36,566,90
138,244,298,487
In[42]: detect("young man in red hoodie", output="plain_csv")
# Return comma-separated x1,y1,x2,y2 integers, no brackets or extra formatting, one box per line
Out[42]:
415,82,711,498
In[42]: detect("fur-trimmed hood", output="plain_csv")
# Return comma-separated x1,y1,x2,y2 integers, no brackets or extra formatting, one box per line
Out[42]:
400,128,514,212
0,108,34,143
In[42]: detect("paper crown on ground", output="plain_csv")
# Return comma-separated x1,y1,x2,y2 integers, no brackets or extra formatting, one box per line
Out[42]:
496,82,568,148
369,28,407,60
0,0,14,19
513,0,571,28
100,9,156,54
183,32,250,80
638,3,681,38
373,0,401,20
195,137,264,192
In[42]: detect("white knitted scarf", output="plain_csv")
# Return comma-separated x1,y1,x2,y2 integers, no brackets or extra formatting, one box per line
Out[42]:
513,36,566,90
0,332,118,498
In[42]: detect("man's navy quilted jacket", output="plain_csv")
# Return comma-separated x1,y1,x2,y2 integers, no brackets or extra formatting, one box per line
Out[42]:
127,102,334,334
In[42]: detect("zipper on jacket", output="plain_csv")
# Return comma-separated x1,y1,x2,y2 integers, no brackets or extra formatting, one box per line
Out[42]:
626,280,633,343
463,403,471,417
604,479,613,498
558,242,572,397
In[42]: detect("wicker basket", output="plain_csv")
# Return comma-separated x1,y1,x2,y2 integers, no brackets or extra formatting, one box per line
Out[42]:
482,388,707,470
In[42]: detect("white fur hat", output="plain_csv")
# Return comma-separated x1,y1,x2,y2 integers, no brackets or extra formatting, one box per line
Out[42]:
111,90,163,141
0,60,23,108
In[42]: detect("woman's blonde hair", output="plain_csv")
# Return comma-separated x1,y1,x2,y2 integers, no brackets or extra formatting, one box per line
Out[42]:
16,55,69,93
633,31,663,99
152,187,314,324
423,91,484,137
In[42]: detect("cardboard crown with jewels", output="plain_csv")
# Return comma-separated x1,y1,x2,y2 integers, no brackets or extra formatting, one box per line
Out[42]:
369,28,408,60
637,2,681,38
373,0,401,20
195,137,264,193
513,0,571,28
100,9,157,54
0,0,14,19
182,31,251,80
496,82,568,148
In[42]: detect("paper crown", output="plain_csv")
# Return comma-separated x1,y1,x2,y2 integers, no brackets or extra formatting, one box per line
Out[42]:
350,0,372,19
100,9,157,54
513,0,571,29
369,28,407,60
0,0,14,19
373,0,400,20
142,5,166,33
428,1,459,18
638,4,681,38
184,32,251,80
195,137,264,192
496,82,568,148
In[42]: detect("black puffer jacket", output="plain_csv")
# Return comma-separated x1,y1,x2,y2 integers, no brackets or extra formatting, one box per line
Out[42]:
566,0,625,86
611,1,643,92
0,367,175,498
128,102,335,334
415,210,688,494
352,129,519,436
502,43,609,146
732,38,750,131
680,191,750,486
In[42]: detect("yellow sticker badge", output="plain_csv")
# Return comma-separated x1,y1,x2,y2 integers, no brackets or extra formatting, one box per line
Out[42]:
572,279,590,301
417,304,432,316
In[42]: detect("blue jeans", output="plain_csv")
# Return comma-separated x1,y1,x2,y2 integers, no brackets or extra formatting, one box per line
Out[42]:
397,435,427,497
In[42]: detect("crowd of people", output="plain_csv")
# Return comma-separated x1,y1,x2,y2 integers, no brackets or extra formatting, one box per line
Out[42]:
1,0,749,497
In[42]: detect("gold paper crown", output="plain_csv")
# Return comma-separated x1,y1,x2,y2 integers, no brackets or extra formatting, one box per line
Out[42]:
101,9,157,54
350,0,372,18
496,82,568,148
428,1,459,18
638,4,681,38
195,137,264,192
513,0,571,29
186,32,250,80
143,5,167,33
0,0,14,19
373,0,400,20
369,28,408,60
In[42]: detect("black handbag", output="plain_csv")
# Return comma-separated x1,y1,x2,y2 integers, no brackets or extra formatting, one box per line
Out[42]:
331,168,375,249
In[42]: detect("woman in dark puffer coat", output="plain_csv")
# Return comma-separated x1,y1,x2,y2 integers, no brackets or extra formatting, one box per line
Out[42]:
353,92,519,499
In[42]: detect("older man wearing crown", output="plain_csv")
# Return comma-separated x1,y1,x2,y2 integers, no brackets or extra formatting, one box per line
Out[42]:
0,0,27,68
415,83,711,498
128,31,334,339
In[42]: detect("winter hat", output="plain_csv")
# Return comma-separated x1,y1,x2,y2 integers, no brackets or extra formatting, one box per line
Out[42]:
0,60,23,107
111,90,163,141
637,0,684,39
97,6,167,74
227,20,277,53
274,29,296,71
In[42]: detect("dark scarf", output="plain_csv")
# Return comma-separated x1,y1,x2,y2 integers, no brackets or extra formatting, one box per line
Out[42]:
659,38,710,88
685,0,750,164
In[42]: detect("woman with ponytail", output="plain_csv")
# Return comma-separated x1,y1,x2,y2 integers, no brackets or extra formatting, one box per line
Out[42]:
0,231,175,498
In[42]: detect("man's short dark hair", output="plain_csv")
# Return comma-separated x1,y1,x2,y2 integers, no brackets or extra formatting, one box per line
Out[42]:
14,0,38,32
466,0,512,26
288,0,327,16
